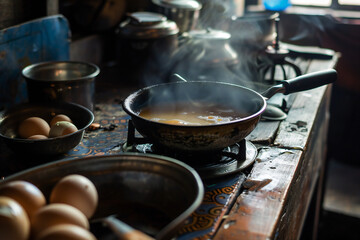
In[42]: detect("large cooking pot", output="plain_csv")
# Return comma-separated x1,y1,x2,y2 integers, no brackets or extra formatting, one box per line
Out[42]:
122,69,337,152
116,11,179,85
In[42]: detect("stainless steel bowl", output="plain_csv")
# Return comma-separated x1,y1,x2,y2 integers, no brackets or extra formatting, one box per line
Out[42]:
22,61,100,112
0,102,94,155
0,153,204,240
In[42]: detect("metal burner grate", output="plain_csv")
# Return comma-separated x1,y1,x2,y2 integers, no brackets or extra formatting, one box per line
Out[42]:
122,120,258,179
257,17,302,84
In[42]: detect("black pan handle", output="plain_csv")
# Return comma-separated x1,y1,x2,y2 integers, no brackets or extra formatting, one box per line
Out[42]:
282,69,337,95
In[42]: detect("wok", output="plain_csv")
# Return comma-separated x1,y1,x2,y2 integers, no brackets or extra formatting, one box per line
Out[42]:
122,69,337,152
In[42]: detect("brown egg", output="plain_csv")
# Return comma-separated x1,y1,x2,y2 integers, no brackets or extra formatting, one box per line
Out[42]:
0,196,30,240
35,224,96,240
49,121,78,138
28,135,48,140
31,203,89,238
0,180,46,218
50,174,98,219
50,114,72,127
18,117,50,139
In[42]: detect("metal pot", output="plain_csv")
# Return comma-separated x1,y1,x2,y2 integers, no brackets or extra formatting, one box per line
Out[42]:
150,0,202,33
122,69,337,153
227,12,279,52
170,28,239,82
22,61,100,112
116,11,179,85
0,153,204,240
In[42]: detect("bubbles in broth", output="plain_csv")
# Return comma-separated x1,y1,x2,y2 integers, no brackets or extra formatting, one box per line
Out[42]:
139,102,246,125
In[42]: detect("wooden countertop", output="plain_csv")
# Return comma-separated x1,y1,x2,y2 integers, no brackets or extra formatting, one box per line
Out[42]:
0,49,339,240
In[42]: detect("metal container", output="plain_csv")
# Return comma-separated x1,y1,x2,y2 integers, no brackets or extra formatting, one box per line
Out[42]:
0,102,94,156
170,28,239,82
22,61,100,112
150,0,202,33
0,153,204,240
227,12,279,52
116,11,179,86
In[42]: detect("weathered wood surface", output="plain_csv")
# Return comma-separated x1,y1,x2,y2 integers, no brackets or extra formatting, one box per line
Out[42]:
214,56,338,240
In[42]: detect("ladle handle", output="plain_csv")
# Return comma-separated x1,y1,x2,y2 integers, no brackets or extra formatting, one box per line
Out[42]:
93,216,155,240
283,69,337,95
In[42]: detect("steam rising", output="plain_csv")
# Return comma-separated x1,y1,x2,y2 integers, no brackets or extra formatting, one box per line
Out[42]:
142,1,332,94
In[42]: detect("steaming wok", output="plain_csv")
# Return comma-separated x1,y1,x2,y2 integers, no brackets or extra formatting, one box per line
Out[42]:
122,70,337,152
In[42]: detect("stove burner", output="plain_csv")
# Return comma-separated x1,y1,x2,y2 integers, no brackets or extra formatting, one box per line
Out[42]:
122,121,257,179
257,17,302,84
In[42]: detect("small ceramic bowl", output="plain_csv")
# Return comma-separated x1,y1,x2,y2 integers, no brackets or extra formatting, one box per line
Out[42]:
0,102,94,155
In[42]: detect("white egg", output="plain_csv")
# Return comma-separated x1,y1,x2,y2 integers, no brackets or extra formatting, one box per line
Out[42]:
49,121,78,138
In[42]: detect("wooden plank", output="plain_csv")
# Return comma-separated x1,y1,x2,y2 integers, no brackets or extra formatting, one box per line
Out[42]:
46,0,59,15
214,148,303,240
273,57,338,150
275,85,331,240
215,104,329,240
214,57,336,240
274,85,326,150
247,120,280,144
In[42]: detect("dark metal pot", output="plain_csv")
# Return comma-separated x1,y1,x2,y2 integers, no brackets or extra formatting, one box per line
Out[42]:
150,0,202,33
122,69,337,152
116,12,179,85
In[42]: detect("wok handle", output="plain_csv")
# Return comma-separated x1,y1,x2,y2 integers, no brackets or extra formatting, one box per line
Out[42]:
283,69,337,95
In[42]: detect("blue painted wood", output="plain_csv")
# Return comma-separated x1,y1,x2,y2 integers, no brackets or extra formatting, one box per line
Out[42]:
0,14,70,109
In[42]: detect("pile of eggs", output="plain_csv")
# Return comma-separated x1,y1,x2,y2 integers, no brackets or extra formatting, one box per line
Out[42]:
0,174,98,240
18,114,78,140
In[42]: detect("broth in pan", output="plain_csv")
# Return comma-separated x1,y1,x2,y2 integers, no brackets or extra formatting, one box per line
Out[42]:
139,103,247,125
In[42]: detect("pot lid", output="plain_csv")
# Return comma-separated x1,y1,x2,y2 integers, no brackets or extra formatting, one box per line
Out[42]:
186,28,231,40
152,0,202,10
118,12,179,39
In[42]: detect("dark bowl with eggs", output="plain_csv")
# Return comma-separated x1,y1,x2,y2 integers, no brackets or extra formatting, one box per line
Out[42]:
0,102,94,155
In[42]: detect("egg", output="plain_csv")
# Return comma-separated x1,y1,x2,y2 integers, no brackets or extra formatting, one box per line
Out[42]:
18,117,50,139
0,196,30,240
49,121,78,138
49,174,98,219
28,135,48,140
50,114,72,127
0,180,46,218
31,203,89,238
35,224,96,240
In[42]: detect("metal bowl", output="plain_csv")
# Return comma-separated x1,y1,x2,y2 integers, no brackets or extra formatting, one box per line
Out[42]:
22,61,100,112
0,153,204,240
0,102,94,155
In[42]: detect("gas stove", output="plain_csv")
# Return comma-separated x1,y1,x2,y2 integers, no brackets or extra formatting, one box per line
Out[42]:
122,120,257,179
256,17,302,84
